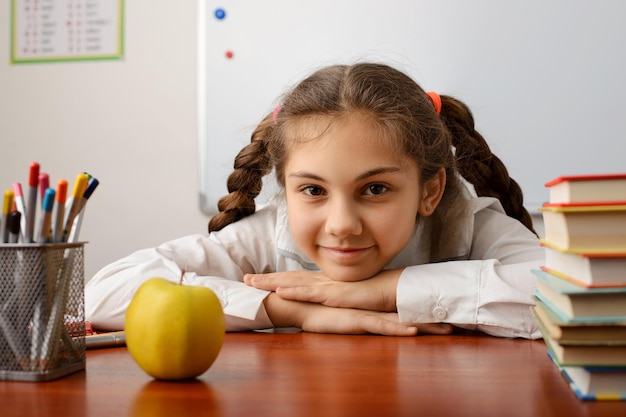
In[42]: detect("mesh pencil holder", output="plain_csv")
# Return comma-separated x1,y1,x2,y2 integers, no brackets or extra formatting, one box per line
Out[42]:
0,242,86,381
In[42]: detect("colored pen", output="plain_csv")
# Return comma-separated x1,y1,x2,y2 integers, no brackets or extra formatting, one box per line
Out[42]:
54,179,68,243
1,189,14,243
8,210,21,243
25,162,40,243
38,188,55,244
12,183,27,243
74,176,99,215
85,331,126,349
62,173,88,242
38,173,49,203
68,177,99,243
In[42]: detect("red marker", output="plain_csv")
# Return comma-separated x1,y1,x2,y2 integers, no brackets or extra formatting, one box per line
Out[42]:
25,162,40,242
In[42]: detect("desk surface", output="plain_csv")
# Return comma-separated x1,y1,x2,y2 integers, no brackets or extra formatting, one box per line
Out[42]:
2,332,625,417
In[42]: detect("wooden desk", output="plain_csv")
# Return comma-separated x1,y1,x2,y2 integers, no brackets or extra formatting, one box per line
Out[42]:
1,332,625,417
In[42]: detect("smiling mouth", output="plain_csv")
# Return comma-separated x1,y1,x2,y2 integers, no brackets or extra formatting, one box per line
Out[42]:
321,246,373,260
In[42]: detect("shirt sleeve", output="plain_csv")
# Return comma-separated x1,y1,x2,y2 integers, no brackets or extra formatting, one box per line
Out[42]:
396,207,544,339
85,231,276,332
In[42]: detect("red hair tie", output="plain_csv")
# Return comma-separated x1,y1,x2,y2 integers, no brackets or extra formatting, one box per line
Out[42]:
426,91,442,115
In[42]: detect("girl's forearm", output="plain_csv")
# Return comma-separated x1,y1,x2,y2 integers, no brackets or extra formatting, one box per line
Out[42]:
263,292,306,328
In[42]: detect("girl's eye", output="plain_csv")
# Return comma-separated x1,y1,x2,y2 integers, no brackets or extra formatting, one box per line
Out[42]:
302,185,325,197
365,184,388,196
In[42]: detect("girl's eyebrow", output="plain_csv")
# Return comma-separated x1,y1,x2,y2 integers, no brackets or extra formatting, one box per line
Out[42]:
288,167,402,182
288,171,325,181
356,167,402,181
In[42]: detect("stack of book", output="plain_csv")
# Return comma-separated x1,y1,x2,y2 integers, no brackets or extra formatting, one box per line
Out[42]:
533,173,626,401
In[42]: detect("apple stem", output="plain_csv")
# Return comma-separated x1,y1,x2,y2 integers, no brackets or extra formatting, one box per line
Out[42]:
179,269,185,285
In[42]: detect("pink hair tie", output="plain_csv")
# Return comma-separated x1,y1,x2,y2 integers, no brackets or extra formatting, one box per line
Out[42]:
426,91,442,115
272,105,283,125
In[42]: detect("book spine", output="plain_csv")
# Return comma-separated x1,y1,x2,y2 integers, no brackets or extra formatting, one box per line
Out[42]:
546,349,626,401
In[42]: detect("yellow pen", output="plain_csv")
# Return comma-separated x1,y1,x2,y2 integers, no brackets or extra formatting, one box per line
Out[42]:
62,173,88,242
1,189,14,243
68,177,99,243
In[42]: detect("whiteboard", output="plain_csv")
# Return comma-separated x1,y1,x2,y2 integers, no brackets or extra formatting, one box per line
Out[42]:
198,0,626,214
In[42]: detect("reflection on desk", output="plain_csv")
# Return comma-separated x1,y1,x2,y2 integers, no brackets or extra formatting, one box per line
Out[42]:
1,332,625,417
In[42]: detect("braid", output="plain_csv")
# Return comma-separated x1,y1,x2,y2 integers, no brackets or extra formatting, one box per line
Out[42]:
440,96,537,235
208,115,274,232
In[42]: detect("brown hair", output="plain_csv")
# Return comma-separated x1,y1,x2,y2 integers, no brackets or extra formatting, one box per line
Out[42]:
208,63,535,235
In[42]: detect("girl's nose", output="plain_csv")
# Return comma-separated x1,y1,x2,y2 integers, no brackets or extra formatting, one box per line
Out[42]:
324,197,362,237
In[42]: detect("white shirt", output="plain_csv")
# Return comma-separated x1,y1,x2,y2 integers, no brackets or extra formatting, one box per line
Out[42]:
85,191,543,339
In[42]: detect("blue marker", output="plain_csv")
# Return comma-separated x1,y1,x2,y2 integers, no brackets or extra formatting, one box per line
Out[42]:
83,177,100,200
38,188,55,243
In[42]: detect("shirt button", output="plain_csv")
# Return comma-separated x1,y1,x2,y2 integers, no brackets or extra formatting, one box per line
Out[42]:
432,306,447,320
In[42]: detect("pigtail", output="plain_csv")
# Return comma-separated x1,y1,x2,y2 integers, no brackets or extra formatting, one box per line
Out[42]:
208,115,274,232
439,96,537,235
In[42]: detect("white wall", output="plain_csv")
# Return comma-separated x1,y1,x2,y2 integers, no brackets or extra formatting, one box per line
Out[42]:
1,1,554,283
199,1,626,214
0,1,208,280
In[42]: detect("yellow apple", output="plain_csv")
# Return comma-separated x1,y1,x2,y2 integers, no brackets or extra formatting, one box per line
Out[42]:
125,276,225,380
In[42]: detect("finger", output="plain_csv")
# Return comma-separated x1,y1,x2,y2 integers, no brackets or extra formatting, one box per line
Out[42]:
277,285,359,309
243,273,280,290
415,323,453,335
275,286,327,303
361,315,418,337
245,271,326,290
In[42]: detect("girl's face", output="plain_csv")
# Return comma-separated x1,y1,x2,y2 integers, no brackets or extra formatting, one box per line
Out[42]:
284,113,441,282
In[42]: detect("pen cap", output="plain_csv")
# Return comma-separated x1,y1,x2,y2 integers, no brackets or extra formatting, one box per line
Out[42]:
39,173,50,201
42,188,55,212
2,190,14,215
56,180,68,204
83,178,99,199
12,182,23,198
71,174,88,198
28,162,40,187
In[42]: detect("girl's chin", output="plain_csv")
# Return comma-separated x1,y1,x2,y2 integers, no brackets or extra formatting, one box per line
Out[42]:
319,266,379,282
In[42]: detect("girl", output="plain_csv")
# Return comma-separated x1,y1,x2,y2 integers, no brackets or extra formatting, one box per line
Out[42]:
86,63,543,338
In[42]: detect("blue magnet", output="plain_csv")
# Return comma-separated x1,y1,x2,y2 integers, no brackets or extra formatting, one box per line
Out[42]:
214,8,226,20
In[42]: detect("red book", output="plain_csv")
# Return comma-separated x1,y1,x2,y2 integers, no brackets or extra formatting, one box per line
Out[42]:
545,173,626,205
